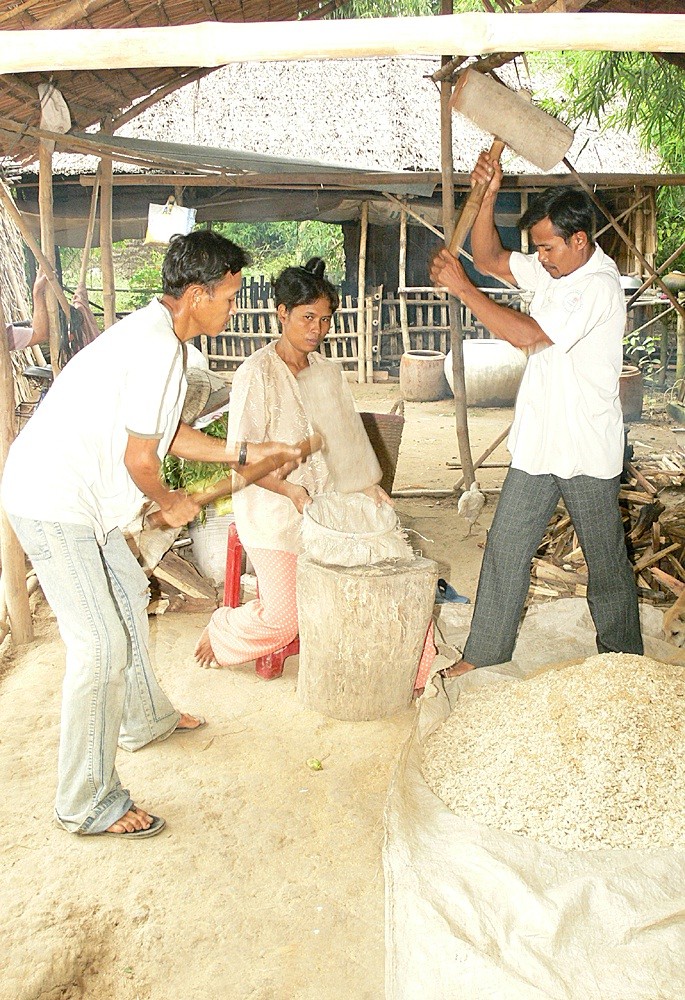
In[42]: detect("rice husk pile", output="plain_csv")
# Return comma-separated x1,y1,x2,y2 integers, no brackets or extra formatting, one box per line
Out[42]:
422,653,685,851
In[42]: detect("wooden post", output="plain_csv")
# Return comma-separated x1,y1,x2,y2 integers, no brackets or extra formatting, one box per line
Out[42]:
399,205,410,355
38,138,61,375
365,293,374,383
677,303,685,386
439,15,475,489
100,130,116,329
79,167,100,287
634,185,644,275
356,200,369,384
0,295,32,645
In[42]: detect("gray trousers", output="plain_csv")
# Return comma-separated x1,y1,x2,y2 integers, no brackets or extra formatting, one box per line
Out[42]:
463,468,644,668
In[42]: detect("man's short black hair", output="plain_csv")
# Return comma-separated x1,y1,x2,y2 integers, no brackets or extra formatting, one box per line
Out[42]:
518,187,597,244
162,230,251,298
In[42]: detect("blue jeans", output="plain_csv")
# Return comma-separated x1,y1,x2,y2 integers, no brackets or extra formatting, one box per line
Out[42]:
9,516,180,833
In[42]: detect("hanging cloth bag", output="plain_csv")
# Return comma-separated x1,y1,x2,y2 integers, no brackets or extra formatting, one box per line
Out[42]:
144,196,197,244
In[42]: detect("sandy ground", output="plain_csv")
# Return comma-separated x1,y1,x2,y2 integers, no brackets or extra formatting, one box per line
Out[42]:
0,382,681,1000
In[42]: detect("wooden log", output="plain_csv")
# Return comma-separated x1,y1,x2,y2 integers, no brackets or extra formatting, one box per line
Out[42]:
624,460,658,497
152,550,217,601
633,541,681,574
296,554,437,721
5,14,685,75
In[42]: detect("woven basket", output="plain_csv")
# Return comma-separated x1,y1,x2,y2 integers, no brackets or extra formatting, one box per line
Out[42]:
360,401,405,495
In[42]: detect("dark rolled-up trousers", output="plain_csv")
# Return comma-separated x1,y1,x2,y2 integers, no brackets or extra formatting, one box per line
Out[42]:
463,467,644,668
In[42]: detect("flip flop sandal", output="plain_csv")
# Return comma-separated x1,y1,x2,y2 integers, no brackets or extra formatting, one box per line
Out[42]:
173,715,207,733
76,814,167,839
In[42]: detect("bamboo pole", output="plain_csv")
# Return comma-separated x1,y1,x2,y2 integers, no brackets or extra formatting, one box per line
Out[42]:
0,295,32,645
356,201,368,385
453,423,512,491
565,159,685,326
399,205,410,355
627,237,685,308
79,167,101,288
38,138,62,375
439,16,475,491
365,294,374,384
100,140,116,329
677,306,685,386
3,14,685,73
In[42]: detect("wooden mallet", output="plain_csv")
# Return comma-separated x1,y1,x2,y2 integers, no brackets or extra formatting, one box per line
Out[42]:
145,434,323,529
448,69,575,255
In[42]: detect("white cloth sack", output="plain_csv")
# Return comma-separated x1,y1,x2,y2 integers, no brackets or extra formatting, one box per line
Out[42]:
145,197,197,244
384,599,685,1000
301,492,413,567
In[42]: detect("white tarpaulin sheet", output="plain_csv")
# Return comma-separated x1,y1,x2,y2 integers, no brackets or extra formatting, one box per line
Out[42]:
384,599,685,1000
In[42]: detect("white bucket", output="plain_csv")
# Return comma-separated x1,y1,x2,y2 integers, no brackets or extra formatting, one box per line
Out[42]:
187,505,234,585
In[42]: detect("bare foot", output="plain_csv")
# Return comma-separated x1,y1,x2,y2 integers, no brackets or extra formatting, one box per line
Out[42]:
174,713,206,732
106,805,154,835
194,628,217,669
440,659,476,679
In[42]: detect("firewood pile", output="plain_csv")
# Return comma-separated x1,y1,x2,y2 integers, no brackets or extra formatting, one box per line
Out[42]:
531,452,685,643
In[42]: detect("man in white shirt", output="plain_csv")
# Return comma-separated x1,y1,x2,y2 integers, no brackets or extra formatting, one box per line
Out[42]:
430,152,643,676
1,231,302,838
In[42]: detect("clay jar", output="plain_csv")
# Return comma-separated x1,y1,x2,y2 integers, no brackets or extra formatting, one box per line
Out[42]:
445,340,527,407
399,350,450,402
619,364,643,422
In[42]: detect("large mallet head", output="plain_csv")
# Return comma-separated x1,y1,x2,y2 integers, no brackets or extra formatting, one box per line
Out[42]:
446,70,574,256
450,69,574,173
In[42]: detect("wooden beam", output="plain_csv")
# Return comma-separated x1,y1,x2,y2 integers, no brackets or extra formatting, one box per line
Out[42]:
1,14,685,74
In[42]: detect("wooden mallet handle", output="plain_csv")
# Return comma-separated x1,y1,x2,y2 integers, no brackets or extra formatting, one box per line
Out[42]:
145,434,323,530
448,138,505,256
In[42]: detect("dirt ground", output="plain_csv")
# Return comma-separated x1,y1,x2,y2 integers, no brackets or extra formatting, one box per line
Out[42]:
0,382,681,1000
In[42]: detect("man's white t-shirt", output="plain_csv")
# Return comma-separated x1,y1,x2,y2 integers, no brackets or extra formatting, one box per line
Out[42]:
508,245,625,479
1,299,185,539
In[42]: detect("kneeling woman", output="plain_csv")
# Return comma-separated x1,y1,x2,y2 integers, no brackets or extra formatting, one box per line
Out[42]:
195,258,435,688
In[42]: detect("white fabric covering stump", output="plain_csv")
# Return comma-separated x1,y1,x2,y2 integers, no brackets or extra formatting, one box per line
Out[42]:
296,554,438,721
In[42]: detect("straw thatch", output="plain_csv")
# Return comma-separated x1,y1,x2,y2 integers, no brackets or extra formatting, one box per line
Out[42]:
41,56,659,180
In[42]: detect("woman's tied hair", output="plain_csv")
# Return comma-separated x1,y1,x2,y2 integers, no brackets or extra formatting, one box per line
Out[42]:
272,257,340,313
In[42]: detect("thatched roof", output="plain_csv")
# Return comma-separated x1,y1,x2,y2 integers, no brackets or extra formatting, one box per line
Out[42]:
42,56,660,178
0,0,322,161
0,0,684,166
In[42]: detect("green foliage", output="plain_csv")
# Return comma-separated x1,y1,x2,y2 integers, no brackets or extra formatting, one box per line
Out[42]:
162,415,233,516
536,51,685,272
324,0,480,15
212,220,345,283
127,255,166,310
